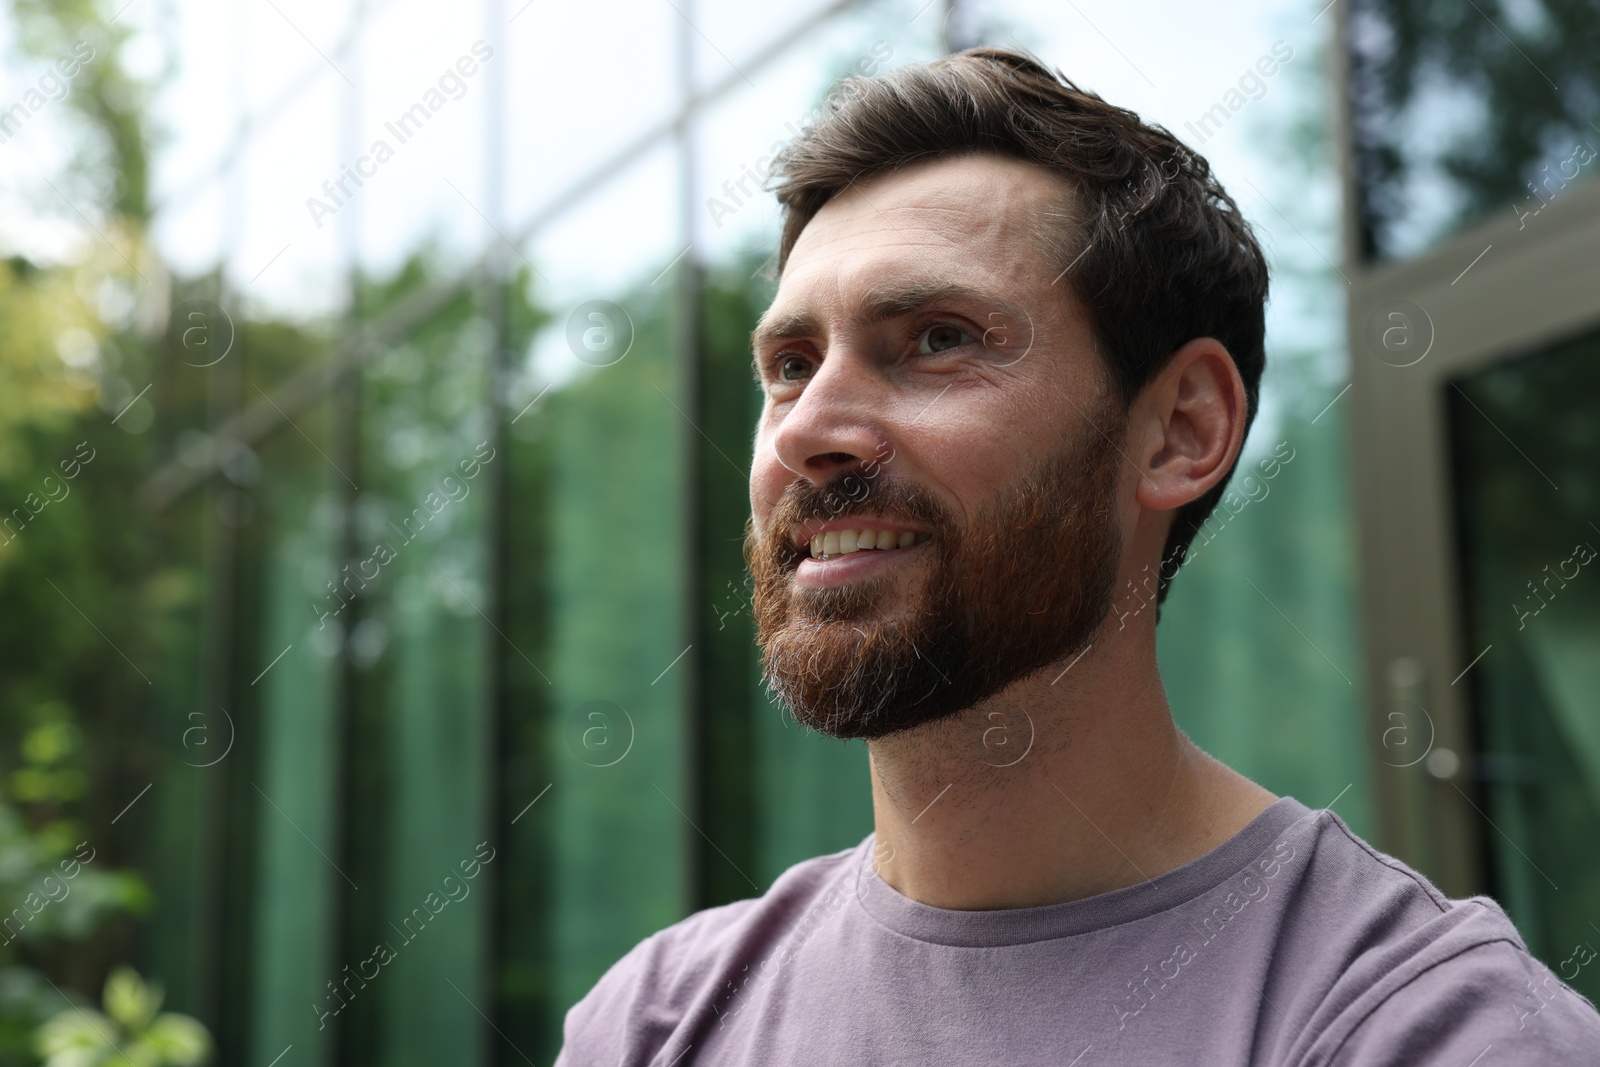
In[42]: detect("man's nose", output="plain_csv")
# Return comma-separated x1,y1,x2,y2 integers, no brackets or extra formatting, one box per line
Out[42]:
767,351,890,488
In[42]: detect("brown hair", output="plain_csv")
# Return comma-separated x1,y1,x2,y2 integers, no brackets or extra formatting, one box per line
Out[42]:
767,46,1269,608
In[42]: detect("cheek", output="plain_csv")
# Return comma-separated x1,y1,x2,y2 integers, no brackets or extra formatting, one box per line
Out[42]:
1118,489,1140,541
915,406,1027,494
749,451,789,523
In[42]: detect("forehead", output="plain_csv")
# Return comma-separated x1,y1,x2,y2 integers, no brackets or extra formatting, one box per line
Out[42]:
773,153,1071,313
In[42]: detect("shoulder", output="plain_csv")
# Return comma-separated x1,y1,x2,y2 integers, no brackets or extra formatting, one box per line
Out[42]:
553,836,868,1064
1284,804,1453,920
1282,812,1600,1064
1314,912,1600,1065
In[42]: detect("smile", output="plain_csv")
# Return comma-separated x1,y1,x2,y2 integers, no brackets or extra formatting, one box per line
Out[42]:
794,535,933,589
808,528,933,560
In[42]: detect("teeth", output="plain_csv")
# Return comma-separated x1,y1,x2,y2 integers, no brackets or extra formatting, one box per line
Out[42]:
807,529,930,559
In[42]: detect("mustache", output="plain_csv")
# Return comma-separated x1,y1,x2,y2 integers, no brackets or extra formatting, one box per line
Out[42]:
755,467,953,566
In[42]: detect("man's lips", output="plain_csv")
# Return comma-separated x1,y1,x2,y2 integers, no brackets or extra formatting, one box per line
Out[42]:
794,536,934,587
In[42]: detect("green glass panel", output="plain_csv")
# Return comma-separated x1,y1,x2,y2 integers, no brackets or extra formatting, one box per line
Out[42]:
543,287,689,1025
359,317,493,1067
248,410,341,1067
1449,322,1600,1005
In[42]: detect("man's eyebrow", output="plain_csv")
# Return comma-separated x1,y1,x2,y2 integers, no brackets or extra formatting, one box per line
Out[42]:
749,309,821,366
749,280,1025,374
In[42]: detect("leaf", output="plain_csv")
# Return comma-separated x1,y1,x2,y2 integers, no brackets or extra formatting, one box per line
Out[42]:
144,1014,213,1065
35,1005,114,1061
41,1051,107,1067
102,966,161,1031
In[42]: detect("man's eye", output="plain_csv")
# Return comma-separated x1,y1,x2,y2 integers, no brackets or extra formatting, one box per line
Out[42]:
776,355,812,382
916,324,971,355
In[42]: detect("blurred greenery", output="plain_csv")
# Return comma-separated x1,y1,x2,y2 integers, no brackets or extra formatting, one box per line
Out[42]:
0,805,150,1065
1350,0,1600,259
0,2,166,1061
35,965,210,1067
0,0,557,1061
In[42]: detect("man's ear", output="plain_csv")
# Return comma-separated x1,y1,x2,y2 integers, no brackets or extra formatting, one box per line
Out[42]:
1130,337,1248,513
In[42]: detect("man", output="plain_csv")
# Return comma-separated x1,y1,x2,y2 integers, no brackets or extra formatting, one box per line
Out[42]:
555,47,1600,1064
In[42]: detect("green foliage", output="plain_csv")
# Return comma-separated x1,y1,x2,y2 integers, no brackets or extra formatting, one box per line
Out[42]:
0,801,151,1065
0,3,215,1063
34,967,210,1067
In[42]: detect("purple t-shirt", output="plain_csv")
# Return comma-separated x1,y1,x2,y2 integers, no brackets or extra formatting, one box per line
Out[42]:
554,796,1600,1064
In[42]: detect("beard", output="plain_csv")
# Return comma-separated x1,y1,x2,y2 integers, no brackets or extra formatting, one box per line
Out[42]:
747,395,1126,741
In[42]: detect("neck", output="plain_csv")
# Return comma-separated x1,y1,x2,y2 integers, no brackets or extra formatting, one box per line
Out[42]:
865,617,1275,910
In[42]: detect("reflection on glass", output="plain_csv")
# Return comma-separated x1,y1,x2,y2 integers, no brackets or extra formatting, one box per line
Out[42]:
1348,0,1600,261
355,268,494,1067
536,271,688,1040
249,417,341,1067
1449,323,1600,1006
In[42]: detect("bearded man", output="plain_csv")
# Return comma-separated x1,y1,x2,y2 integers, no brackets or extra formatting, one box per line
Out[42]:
555,46,1600,1065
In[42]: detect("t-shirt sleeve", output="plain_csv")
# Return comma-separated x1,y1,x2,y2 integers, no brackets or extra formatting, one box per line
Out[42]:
552,931,668,1066
1326,939,1600,1066
552,900,752,1067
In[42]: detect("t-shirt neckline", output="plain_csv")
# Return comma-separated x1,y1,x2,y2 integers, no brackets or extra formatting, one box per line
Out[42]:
852,795,1315,947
